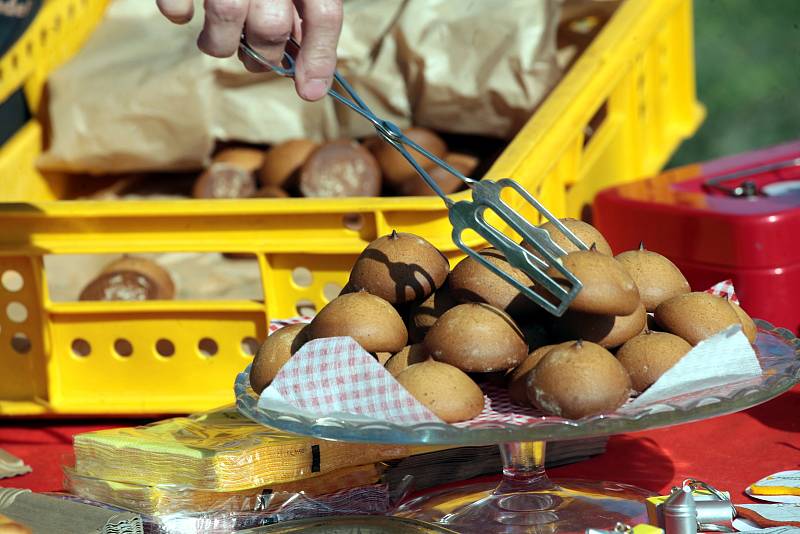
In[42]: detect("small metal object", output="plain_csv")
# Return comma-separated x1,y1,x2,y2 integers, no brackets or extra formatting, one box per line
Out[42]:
696,524,736,533
682,479,736,530
695,501,736,526
586,522,630,534
586,522,665,534
239,37,587,316
703,157,800,198
658,479,737,534
663,485,697,534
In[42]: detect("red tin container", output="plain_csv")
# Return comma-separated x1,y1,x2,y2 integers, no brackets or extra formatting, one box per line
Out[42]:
594,140,800,333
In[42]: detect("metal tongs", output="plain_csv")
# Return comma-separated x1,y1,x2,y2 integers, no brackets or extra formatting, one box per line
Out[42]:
240,37,587,316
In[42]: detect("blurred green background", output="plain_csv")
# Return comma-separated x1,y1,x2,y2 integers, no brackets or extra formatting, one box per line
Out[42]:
667,0,800,167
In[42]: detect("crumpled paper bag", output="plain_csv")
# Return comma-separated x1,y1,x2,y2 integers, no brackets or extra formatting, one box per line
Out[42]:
37,0,560,174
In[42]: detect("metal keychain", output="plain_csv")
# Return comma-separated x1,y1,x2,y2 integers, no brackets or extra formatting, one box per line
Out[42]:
682,479,736,532
661,479,737,534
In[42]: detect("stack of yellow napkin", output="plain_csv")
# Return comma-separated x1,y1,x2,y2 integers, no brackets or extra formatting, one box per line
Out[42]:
73,406,438,492
68,406,441,515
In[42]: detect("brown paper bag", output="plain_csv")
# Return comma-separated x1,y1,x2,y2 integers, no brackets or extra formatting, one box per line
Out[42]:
38,0,560,174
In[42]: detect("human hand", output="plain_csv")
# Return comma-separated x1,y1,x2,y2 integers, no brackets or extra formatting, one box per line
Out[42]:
156,0,343,101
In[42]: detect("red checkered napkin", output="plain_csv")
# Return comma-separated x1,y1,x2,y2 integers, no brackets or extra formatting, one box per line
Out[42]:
269,317,313,334
705,279,739,304
265,336,441,424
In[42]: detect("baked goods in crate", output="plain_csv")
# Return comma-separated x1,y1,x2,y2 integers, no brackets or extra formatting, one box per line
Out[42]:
79,127,484,202
79,256,176,301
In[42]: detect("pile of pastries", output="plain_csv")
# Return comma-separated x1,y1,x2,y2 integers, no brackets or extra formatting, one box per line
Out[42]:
250,219,757,423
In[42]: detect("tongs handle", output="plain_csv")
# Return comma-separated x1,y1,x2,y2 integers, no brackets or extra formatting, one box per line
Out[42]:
238,36,473,204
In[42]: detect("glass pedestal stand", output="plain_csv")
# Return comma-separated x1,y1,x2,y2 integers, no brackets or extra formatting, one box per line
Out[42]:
236,322,799,534
396,441,651,533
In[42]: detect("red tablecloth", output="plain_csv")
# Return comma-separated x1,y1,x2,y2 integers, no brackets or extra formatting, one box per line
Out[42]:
1,385,798,501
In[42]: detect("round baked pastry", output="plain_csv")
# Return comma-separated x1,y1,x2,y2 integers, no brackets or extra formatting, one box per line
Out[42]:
259,139,318,189
193,162,258,199
654,292,741,345
526,340,631,419
615,243,691,312
616,331,692,392
547,246,640,316
212,147,265,173
251,186,290,198
507,341,571,405
0,514,31,534
250,324,308,393
395,359,484,423
100,256,175,300
385,344,429,377
425,303,528,372
448,247,539,319
371,128,447,188
79,271,159,302
306,290,408,353
348,231,450,304
299,140,381,197
729,300,758,343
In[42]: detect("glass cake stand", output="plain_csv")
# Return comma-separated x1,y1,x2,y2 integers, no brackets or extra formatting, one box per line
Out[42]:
236,321,800,533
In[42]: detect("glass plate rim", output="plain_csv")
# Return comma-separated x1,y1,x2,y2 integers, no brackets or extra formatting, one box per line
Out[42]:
235,320,800,446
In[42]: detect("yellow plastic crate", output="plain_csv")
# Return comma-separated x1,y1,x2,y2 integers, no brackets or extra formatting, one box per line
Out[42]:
0,0,705,415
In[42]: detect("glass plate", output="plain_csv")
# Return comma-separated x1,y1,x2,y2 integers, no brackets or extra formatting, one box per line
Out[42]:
235,321,799,446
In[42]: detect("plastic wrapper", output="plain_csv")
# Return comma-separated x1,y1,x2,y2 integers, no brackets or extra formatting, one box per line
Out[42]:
72,406,440,491
382,439,608,492
49,485,392,534
63,463,382,515
66,440,610,516
0,489,142,534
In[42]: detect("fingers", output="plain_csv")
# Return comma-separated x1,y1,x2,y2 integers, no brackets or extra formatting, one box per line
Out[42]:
197,0,250,58
292,8,303,43
156,0,194,24
240,0,295,72
186,0,341,100
294,0,343,101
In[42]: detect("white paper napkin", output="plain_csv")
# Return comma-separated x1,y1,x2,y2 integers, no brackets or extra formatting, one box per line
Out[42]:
630,324,761,407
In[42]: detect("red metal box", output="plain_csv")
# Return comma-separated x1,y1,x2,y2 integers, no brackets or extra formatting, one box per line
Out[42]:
594,140,800,333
